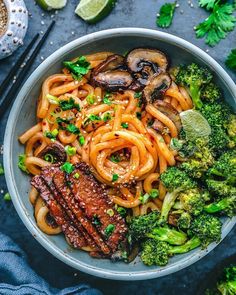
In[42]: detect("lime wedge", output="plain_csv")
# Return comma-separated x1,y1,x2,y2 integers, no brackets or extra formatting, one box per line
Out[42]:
75,0,116,24
36,0,67,10
180,110,211,141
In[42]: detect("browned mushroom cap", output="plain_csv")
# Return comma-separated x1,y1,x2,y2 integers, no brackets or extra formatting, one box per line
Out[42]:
92,54,124,76
38,142,67,163
126,48,168,86
92,70,133,91
143,73,172,104
153,100,182,132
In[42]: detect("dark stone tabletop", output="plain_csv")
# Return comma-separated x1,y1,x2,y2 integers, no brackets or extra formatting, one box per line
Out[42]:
0,1,235,294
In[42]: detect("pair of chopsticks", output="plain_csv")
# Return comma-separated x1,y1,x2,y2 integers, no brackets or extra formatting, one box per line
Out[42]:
0,21,55,119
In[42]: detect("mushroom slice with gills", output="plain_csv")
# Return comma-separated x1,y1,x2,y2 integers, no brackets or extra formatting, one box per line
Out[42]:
126,48,168,86
38,142,67,163
92,70,133,91
143,73,172,104
92,54,125,76
153,100,182,132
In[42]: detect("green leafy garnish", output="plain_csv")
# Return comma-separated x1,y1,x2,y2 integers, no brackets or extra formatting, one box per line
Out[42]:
110,154,121,163
79,135,85,146
88,114,101,121
60,162,74,174
65,145,76,156
103,92,112,105
67,124,80,135
136,112,142,119
116,206,126,217
44,154,54,163
195,2,236,46
44,129,59,139
103,112,112,122
3,192,11,201
226,49,236,71
104,224,115,237
0,163,4,175
59,97,80,111
63,56,90,80
139,193,150,204
86,94,95,105
121,122,129,129
73,172,80,179
93,215,101,226
112,174,119,182
18,154,29,174
150,189,159,199
134,92,142,99
156,2,176,28
199,0,216,11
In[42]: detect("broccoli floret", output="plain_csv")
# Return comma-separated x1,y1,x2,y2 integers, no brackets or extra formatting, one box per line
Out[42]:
188,213,222,248
204,196,236,217
180,138,214,178
178,188,205,216
160,167,196,223
128,211,159,242
201,82,221,102
147,226,187,245
206,150,236,197
227,114,236,146
175,63,213,109
200,102,233,156
177,212,192,230
217,266,236,295
141,237,201,266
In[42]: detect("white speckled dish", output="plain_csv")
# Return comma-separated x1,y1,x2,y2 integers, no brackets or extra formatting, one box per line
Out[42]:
0,0,28,59
4,28,236,280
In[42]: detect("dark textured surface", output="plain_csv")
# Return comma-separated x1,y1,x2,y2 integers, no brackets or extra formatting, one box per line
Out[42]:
0,1,235,294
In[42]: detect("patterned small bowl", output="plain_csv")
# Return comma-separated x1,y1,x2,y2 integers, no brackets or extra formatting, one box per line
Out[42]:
0,0,28,60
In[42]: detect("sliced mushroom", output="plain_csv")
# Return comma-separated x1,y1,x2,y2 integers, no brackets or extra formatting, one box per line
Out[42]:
143,73,172,103
153,100,182,132
92,54,125,76
126,48,168,86
152,119,165,133
92,70,133,91
38,142,67,163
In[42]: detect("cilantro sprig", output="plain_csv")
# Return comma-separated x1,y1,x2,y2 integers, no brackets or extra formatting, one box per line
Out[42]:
63,56,90,80
196,1,236,46
59,97,80,111
156,2,176,28
225,48,236,71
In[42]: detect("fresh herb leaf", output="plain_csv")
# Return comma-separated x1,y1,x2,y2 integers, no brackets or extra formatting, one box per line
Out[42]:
66,124,80,135
104,224,115,237
59,97,80,111
103,112,112,122
112,174,119,182
136,112,142,119
150,189,159,199
73,172,80,179
226,48,236,71
195,2,236,46
134,92,142,99
0,163,4,175
86,94,95,105
60,162,74,174
18,154,29,174
116,206,126,217
3,192,11,201
44,129,59,139
65,145,76,156
139,193,150,204
63,56,90,80
79,135,85,146
88,114,101,121
44,154,54,163
110,154,121,163
147,118,154,127
93,215,101,226
121,122,129,129
103,92,112,105
156,2,176,28
199,0,217,11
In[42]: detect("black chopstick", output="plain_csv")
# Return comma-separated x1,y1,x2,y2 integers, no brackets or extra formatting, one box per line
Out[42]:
0,20,55,118
0,33,40,98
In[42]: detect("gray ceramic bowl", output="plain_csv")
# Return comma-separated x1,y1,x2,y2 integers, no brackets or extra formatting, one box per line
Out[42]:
4,28,236,280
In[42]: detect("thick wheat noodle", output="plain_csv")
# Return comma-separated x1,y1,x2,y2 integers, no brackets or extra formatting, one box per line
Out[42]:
146,104,178,138
34,196,45,217
85,52,114,62
29,187,39,205
165,87,189,110
113,105,123,131
179,86,193,108
19,123,41,144
112,182,142,208
143,173,159,193
25,132,48,157
140,201,160,215
25,156,50,175
36,206,62,235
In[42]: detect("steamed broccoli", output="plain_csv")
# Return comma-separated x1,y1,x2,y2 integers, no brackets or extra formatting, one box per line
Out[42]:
129,211,187,245
175,63,213,109
177,212,192,230
188,213,222,248
226,114,236,148
204,196,236,217
217,266,236,295
179,138,215,178
206,150,236,197
141,236,201,266
160,167,196,223
178,188,206,216
201,82,221,102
